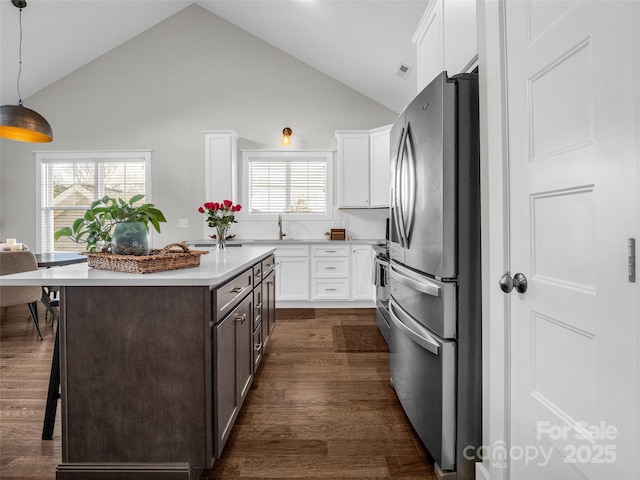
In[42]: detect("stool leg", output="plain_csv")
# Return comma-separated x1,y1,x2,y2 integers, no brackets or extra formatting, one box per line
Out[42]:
42,323,60,440
27,302,43,340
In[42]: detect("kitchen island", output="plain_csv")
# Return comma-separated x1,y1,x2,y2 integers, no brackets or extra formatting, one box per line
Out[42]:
0,246,276,480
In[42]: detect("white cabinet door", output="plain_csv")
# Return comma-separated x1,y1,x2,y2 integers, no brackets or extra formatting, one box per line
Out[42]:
350,245,374,301
275,256,309,301
413,0,444,93
369,126,391,208
204,130,239,239
443,0,477,75
336,131,370,207
413,0,478,94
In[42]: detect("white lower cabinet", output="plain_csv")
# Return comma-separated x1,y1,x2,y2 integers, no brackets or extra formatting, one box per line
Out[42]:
265,243,375,305
274,245,309,301
350,245,374,301
311,278,350,300
311,245,350,301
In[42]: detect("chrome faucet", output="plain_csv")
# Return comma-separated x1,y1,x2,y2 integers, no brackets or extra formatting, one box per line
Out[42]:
278,214,286,240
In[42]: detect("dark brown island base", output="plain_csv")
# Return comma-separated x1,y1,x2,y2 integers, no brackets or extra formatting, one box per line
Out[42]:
0,247,276,480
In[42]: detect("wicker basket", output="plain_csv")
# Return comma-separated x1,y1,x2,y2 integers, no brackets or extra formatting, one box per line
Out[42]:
83,243,208,274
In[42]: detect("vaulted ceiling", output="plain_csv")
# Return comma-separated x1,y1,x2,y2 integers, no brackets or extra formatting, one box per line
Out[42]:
0,1,427,113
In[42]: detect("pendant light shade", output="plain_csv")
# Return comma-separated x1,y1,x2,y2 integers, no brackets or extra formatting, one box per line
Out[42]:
0,0,54,143
0,104,53,143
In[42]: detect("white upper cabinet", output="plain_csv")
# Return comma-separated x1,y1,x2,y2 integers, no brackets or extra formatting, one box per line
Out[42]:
336,125,391,209
336,131,370,208
369,125,391,208
204,130,238,201
412,0,478,92
443,0,478,75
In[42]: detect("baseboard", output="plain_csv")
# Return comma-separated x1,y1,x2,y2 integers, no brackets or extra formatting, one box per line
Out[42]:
56,462,198,480
435,463,457,480
276,307,376,319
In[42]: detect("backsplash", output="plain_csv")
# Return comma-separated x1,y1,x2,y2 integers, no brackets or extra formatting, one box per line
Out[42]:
220,208,388,241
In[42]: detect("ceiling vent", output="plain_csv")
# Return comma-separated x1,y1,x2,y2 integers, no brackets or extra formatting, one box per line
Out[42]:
396,63,412,80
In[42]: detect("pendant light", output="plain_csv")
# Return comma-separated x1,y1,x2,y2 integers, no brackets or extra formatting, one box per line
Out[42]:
0,0,53,143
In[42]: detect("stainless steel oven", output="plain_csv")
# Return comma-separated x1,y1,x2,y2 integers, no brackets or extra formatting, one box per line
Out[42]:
372,243,390,346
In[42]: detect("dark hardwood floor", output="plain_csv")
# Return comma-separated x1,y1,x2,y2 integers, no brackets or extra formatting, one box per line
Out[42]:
1,304,436,479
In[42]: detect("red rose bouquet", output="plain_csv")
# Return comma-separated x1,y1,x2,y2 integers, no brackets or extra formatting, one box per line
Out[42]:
198,200,242,248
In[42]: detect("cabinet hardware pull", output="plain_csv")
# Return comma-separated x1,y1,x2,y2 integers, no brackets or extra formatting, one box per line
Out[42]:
325,266,337,270
325,288,337,291
256,302,263,309
235,313,247,323
230,286,245,293
325,250,336,253
255,342,263,351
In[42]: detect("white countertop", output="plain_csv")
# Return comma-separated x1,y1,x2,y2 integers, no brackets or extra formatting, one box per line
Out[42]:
0,246,274,287
187,238,383,247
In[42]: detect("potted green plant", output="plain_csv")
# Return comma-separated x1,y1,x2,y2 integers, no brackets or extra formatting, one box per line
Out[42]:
54,194,167,255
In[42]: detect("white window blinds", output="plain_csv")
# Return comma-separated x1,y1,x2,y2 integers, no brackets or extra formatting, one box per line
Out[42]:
245,152,331,215
37,151,151,253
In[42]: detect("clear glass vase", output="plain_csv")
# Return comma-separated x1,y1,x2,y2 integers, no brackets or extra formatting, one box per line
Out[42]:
215,225,229,251
111,222,150,256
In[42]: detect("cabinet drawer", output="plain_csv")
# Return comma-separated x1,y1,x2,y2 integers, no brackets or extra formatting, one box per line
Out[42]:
275,245,309,257
216,268,253,321
311,279,350,300
312,245,349,256
261,254,275,277
312,258,349,278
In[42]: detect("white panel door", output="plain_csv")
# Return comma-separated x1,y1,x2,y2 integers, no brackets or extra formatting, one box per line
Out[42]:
505,1,637,478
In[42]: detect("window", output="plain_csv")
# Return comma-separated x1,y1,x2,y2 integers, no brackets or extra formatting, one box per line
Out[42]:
242,150,333,219
36,150,152,253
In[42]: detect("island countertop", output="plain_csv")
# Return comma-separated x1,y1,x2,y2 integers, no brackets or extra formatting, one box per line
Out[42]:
0,246,274,287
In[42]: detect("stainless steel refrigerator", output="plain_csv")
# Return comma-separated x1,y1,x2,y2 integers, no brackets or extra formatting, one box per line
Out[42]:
389,71,481,480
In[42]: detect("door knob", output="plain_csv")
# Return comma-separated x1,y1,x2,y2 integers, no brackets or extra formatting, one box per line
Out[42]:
499,272,528,293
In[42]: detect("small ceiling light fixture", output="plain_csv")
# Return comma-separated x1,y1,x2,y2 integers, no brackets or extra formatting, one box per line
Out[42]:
0,0,53,143
281,127,292,147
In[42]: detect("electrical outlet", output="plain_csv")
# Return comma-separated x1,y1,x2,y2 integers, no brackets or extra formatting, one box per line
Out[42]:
178,219,188,228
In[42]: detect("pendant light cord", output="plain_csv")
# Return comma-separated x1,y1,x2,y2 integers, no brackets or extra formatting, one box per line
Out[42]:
16,7,24,106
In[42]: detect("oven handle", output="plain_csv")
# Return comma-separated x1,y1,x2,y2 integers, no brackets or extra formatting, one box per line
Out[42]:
389,299,440,355
373,256,390,286
390,263,440,297
372,257,380,286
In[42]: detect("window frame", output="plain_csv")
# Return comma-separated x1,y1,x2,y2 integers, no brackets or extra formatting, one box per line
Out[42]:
35,150,152,253
240,149,333,221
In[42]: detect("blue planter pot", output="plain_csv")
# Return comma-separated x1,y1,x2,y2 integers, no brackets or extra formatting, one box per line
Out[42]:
111,222,149,256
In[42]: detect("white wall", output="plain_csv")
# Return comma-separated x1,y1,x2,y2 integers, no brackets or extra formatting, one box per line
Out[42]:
0,4,395,249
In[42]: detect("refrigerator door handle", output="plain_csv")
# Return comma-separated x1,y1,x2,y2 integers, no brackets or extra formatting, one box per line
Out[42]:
398,127,410,247
394,126,408,248
390,263,441,297
403,123,417,245
389,299,440,355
